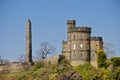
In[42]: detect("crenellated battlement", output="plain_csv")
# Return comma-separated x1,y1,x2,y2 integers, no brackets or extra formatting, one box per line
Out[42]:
68,26,91,33
62,40,68,45
91,37,102,41
77,27,91,32
67,20,91,33
67,20,76,25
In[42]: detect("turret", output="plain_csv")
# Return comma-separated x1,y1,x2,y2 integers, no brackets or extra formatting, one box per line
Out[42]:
67,20,76,31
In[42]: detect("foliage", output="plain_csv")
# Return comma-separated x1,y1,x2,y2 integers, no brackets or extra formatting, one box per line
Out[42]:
104,59,112,68
74,63,98,80
1,63,118,80
49,73,57,80
114,67,120,80
34,61,44,69
110,57,120,67
57,55,72,73
58,55,70,65
74,63,116,80
15,72,27,80
1,54,120,80
97,49,107,68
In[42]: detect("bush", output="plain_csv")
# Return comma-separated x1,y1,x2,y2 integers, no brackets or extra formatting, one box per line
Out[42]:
97,49,107,68
74,63,116,80
58,55,70,65
104,59,112,68
100,68,115,80
34,61,44,69
74,63,97,80
110,57,120,67
114,67,120,80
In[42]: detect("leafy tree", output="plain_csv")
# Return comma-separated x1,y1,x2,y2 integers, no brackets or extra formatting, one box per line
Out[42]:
36,41,56,59
97,49,107,68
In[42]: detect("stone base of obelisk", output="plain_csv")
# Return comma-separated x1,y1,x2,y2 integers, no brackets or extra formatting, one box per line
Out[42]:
22,62,34,71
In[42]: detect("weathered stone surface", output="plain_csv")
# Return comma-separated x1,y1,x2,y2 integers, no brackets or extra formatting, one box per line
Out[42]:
62,20,103,67
26,19,32,63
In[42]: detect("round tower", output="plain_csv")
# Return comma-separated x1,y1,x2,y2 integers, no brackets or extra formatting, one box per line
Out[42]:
70,27,91,64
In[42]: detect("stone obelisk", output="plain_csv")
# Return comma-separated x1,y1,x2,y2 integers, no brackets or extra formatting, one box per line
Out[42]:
26,19,32,63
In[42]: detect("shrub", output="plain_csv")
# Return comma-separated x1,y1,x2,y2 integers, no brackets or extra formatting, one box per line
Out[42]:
74,63,97,80
110,57,120,67
104,59,112,68
58,55,70,65
34,61,44,69
114,67,120,80
97,49,107,68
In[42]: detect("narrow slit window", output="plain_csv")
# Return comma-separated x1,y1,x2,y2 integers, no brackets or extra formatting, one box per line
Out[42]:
74,35,75,40
80,43,83,49
74,44,76,50
87,45,89,50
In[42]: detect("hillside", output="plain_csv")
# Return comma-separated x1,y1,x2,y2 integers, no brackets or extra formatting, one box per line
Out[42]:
0,56,120,80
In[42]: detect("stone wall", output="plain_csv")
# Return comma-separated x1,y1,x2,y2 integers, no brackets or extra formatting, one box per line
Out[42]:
43,55,60,65
0,62,24,73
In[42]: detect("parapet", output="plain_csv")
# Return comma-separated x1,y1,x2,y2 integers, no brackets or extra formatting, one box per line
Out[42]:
62,40,68,45
90,37,102,41
68,26,91,33
77,27,91,33
67,20,76,25
67,20,91,33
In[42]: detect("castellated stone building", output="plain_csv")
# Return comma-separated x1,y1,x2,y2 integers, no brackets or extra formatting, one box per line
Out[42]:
62,20,103,67
0,20,104,73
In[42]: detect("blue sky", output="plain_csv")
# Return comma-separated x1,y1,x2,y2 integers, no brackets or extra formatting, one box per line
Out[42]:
0,0,120,61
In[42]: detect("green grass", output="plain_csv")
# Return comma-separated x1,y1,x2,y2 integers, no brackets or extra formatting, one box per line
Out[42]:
0,59,120,80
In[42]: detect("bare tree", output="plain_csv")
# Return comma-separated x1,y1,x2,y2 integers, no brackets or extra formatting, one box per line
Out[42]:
103,42,115,57
18,54,25,63
36,41,56,60
0,56,9,65
0,57,10,74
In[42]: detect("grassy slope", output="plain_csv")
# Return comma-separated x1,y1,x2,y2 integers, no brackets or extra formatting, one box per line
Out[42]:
0,56,120,80
0,63,120,80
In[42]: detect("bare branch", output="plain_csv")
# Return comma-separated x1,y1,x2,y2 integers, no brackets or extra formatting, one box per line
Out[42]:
18,54,25,63
103,42,115,57
36,41,56,60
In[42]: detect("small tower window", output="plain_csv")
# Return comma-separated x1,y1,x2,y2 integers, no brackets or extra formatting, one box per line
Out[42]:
79,54,83,60
73,53,76,61
74,35,75,40
80,43,83,50
74,44,76,50
87,45,89,50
